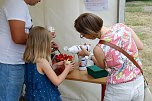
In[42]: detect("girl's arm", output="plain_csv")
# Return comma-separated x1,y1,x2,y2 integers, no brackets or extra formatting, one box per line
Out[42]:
37,59,73,86
52,61,64,70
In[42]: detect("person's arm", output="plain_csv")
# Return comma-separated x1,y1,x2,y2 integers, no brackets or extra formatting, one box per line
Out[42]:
79,45,105,69
39,59,73,86
52,61,64,70
130,28,143,50
9,20,28,44
92,45,105,69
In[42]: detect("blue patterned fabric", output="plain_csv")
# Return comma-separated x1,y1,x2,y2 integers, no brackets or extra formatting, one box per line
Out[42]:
24,63,61,101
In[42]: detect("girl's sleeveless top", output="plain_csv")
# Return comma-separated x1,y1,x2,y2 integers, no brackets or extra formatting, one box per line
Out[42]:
99,23,142,84
24,63,62,101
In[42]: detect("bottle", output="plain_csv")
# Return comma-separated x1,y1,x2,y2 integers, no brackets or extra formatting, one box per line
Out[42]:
47,26,56,38
79,56,87,71
64,44,91,54
47,26,55,32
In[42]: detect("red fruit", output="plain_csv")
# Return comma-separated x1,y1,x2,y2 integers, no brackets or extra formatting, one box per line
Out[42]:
67,56,73,61
59,57,64,61
55,55,59,58
54,53,73,62
63,54,67,58
59,54,63,57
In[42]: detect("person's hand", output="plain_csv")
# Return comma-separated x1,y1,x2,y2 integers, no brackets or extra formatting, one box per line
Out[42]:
51,41,59,52
77,45,90,57
54,61,64,69
50,32,56,38
47,26,56,38
64,61,75,72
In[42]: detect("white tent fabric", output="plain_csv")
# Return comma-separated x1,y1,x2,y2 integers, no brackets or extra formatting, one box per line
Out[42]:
30,0,119,54
0,0,125,101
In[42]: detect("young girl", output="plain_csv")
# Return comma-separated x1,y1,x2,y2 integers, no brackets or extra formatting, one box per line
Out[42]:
74,13,144,101
23,26,74,101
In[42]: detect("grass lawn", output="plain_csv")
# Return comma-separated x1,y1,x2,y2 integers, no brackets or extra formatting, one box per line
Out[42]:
125,1,152,91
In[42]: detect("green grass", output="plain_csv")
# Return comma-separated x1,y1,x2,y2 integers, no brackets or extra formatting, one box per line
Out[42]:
125,1,152,40
126,1,152,7
125,12,152,25
126,1,152,92
144,1,152,6
125,1,152,26
136,32,147,40
126,0,152,2
125,7,143,12
125,1,152,12
126,3,144,7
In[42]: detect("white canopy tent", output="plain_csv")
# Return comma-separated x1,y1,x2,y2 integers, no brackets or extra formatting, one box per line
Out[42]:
0,0,126,101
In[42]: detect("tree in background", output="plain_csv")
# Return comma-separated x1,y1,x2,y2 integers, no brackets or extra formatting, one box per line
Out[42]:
126,0,151,2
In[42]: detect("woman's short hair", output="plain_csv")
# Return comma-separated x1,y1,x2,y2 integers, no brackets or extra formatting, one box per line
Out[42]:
74,13,103,35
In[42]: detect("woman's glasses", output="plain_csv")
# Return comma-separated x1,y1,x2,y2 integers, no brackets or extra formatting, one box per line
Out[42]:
25,25,33,33
80,34,84,38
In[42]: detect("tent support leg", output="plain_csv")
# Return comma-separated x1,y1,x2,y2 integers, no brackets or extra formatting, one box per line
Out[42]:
101,84,106,101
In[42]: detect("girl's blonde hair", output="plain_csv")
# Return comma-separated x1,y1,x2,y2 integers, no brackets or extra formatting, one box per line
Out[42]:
23,26,52,63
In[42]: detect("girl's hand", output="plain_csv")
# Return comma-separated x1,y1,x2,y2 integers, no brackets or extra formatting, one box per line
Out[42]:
53,61,64,70
64,61,75,72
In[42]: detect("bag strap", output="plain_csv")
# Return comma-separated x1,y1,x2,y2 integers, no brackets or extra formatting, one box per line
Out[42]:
98,40,143,74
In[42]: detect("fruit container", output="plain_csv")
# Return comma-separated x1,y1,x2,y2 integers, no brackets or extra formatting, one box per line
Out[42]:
52,54,73,75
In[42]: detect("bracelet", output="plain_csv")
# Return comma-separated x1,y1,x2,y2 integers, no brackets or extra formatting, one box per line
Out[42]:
88,53,94,60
